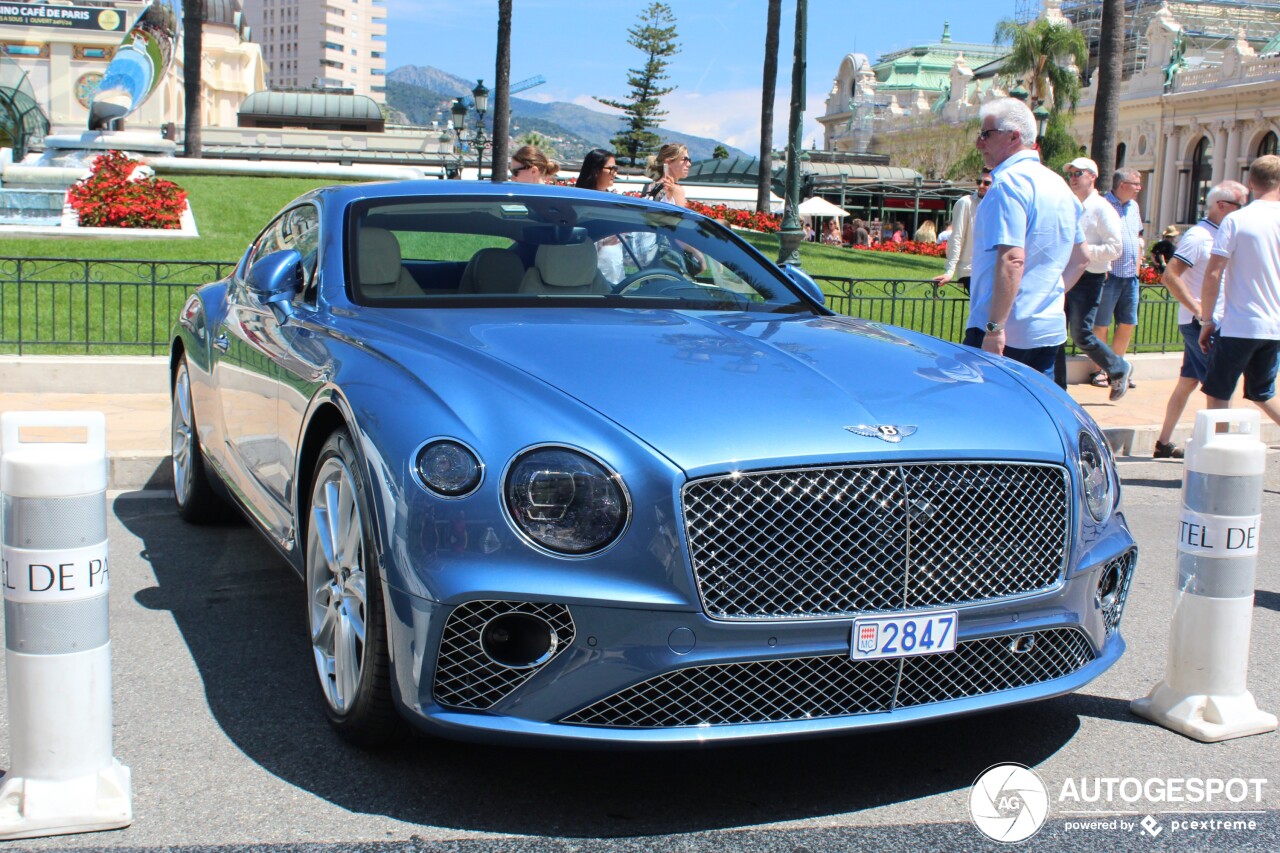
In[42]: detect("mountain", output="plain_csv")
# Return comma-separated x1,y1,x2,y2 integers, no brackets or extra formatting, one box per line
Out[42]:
386,65,747,163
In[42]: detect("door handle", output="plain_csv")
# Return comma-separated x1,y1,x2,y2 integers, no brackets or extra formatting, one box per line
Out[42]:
214,334,230,353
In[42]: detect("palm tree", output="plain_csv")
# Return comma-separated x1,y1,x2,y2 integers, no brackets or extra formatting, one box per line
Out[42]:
995,16,1087,114
182,0,203,157
491,0,512,183
756,0,781,214
1090,0,1125,183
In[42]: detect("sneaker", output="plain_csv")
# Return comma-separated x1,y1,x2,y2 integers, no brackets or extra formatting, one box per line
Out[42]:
1090,371,1109,388
1154,440,1184,459
1108,367,1130,402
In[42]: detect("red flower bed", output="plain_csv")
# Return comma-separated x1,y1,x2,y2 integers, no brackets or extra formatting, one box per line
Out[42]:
862,239,947,258
67,150,188,229
1138,265,1161,285
685,200,781,233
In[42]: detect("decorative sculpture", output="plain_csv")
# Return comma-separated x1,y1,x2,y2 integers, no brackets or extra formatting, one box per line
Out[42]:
89,0,181,130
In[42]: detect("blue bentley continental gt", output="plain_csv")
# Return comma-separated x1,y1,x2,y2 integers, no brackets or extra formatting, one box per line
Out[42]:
169,181,1137,746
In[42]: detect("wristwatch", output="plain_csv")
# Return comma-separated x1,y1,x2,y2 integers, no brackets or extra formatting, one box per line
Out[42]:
985,321,1004,333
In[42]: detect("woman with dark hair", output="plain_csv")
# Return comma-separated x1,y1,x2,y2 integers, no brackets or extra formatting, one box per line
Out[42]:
575,148,623,283
575,148,618,191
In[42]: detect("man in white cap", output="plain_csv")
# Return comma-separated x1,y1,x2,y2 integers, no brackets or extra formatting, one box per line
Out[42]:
1062,156,1129,400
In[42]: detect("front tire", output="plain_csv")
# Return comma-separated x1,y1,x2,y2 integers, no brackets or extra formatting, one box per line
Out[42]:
305,429,404,746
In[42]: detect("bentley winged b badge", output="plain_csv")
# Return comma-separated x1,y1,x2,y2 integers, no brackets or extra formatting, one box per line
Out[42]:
846,424,918,443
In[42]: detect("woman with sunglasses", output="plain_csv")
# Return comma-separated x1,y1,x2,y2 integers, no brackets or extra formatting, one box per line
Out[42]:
641,143,691,207
575,149,624,283
510,145,559,184
575,148,618,191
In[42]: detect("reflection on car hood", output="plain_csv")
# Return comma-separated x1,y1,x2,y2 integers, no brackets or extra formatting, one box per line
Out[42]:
387,309,1065,473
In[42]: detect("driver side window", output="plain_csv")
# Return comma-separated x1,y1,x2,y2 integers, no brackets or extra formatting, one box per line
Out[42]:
244,205,321,305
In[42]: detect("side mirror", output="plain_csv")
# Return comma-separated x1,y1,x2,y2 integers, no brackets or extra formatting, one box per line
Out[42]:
247,249,302,323
782,264,826,307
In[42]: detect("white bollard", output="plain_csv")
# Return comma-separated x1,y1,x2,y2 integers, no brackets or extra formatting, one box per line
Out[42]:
0,411,131,839
1132,408,1278,742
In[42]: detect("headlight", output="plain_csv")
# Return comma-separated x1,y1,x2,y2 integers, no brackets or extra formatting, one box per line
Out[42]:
504,447,629,555
1078,430,1112,523
415,440,483,497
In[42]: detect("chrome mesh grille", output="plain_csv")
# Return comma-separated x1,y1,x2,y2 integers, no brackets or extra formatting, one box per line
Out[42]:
682,462,1069,620
562,627,1094,728
433,600,575,710
1099,550,1137,637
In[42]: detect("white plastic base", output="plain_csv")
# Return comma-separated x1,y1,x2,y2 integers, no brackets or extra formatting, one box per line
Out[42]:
0,760,132,840
1132,684,1278,743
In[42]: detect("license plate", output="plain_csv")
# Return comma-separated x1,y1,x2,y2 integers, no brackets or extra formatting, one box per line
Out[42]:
850,610,958,661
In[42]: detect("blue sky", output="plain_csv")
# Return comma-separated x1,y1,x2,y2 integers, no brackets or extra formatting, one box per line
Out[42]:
383,0,1019,149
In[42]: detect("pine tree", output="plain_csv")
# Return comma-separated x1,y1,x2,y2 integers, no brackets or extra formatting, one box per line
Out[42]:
595,2,680,166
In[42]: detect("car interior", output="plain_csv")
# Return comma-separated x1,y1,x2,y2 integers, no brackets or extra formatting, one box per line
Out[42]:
345,195,805,312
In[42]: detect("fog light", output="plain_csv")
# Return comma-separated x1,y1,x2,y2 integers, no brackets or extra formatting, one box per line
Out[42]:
480,613,558,669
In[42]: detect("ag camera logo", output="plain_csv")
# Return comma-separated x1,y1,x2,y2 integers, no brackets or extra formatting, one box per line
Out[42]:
970,763,1050,843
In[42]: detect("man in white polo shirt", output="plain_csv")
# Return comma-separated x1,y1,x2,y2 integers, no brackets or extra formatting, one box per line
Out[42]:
1198,155,1280,425
966,98,1087,379
1152,180,1248,457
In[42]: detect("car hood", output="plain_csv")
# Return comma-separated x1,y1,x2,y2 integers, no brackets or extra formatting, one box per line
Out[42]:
385,309,1065,474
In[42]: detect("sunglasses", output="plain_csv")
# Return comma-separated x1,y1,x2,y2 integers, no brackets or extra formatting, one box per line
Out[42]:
510,164,532,174
1067,170,1090,179
675,156,692,163
978,179,993,186
977,128,1008,141
602,165,618,174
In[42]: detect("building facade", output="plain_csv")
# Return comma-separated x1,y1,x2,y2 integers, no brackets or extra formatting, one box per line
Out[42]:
241,0,387,102
1068,0,1280,233
818,24,1005,153
0,0,264,150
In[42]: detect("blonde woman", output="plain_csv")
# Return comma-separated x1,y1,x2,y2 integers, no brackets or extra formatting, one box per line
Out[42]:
641,143,691,207
510,145,559,184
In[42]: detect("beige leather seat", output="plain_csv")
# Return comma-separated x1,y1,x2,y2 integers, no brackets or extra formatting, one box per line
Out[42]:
519,242,609,295
357,227,422,299
458,247,525,294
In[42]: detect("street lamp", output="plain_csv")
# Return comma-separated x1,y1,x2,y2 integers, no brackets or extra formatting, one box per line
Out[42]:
471,79,490,181
449,98,468,179
1033,102,1051,150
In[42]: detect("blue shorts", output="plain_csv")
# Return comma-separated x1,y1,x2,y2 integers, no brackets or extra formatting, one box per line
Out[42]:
1202,336,1280,402
1179,320,1211,381
1095,275,1139,326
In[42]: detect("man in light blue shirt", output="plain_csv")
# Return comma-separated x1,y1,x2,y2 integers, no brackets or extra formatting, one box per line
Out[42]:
967,98,1088,380
1092,167,1145,386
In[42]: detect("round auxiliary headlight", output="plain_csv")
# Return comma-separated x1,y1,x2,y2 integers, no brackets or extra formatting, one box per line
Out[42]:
415,440,483,497
504,447,629,555
1078,430,1112,523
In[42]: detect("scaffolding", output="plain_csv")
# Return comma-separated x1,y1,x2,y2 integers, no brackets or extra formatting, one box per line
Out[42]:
1060,0,1280,79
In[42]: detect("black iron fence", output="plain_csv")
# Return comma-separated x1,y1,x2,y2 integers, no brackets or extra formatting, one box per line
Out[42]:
814,274,1184,354
0,257,238,355
0,257,1184,355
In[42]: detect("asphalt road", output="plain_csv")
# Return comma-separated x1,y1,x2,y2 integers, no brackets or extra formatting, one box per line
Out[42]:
1,456,1278,852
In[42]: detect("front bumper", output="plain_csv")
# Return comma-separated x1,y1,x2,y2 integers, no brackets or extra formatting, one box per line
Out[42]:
383,548,1136,747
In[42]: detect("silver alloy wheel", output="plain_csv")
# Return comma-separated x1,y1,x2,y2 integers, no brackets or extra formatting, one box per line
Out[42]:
306,456,368,714
171,362,195,506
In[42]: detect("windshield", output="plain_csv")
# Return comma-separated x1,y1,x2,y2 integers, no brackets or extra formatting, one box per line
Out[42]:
344,194,812,313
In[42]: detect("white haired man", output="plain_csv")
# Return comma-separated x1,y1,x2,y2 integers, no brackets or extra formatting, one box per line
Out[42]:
1062,156,1129,400
966,98,1088,379
1152,180,1249,457
1198,155,1280,426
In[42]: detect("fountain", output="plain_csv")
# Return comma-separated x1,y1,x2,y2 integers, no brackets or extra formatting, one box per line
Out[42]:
0,0,186,234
